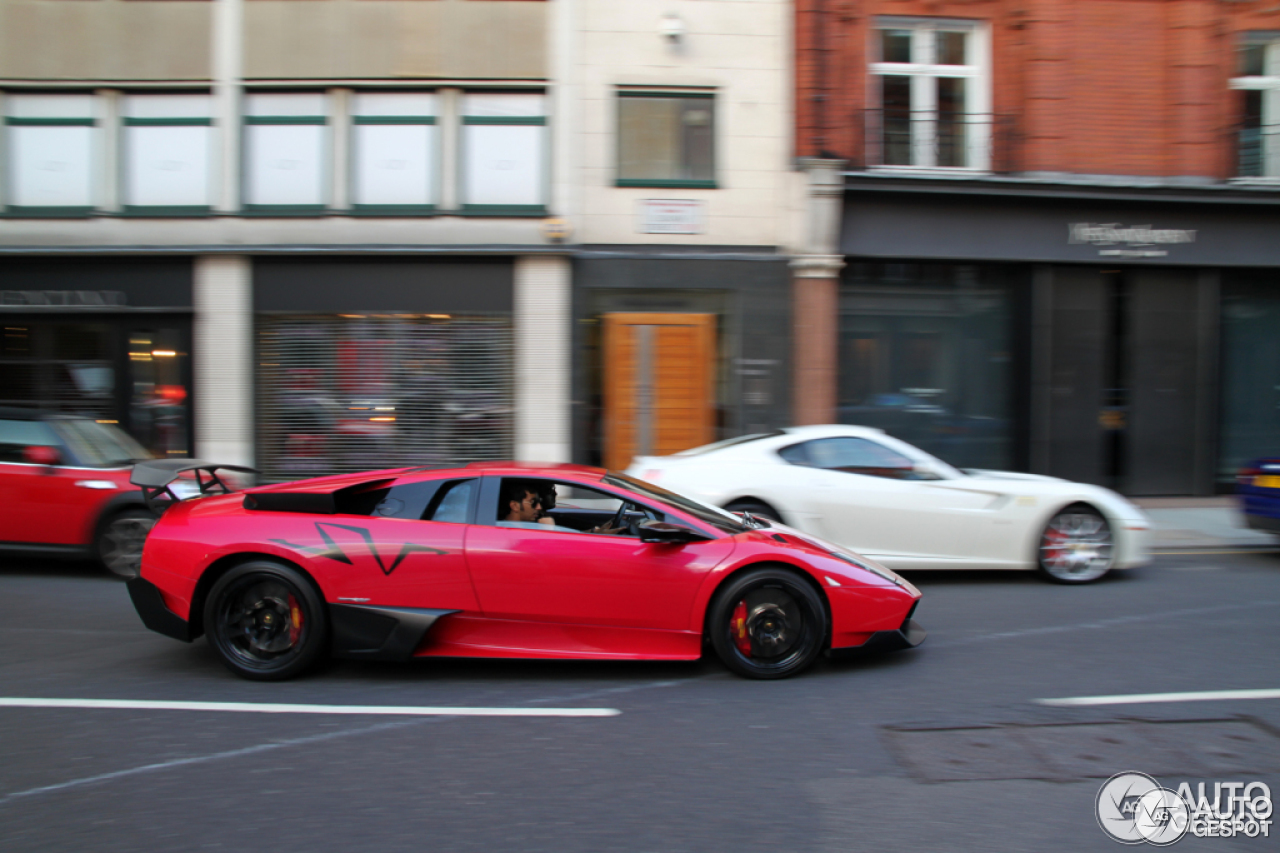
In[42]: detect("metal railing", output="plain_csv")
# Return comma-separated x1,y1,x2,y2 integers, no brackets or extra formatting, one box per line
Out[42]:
859,110,1020,174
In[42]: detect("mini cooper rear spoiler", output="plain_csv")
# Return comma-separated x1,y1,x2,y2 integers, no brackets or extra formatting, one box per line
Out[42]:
131,460,259,515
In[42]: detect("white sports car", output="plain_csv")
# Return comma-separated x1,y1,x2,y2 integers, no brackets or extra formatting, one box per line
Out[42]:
626,425,1152,583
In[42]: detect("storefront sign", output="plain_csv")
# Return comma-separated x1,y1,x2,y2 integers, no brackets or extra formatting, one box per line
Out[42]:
1,290,127,307
638,199,705,234
1068,223,1197,258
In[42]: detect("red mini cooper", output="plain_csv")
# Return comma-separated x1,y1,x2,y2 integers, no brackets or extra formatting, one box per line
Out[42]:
0,407,159,577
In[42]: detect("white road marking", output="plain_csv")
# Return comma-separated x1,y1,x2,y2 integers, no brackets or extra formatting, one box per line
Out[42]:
0,676,691,805
0,697,620,717
0,718,424,804
1037,688,1280,707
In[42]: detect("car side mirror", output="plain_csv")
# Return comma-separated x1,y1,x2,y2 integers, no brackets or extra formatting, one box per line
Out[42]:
638,519,711,544
23,445,61,467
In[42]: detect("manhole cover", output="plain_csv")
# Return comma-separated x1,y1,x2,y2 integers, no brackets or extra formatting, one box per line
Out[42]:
884,719,1280,783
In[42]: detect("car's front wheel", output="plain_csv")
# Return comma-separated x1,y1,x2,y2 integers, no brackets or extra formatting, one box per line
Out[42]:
1037,504,1114,583
708,567,827,679
204,561,328,681
96,508,156,579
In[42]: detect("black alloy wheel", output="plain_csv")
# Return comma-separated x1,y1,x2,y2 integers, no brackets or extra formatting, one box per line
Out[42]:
708,567,827,679
96,508,156,579
203,561,328,681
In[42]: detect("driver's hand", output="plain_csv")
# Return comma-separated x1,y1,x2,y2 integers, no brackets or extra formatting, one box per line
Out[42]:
536,516,555,526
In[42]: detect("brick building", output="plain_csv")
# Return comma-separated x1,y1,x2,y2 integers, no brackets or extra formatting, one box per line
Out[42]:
793,0,1280,495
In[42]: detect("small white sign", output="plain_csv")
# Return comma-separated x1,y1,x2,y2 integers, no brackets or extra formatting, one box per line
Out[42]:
638,199,705,234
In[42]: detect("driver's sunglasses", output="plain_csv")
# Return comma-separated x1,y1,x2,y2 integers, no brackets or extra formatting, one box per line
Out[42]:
524,495,543,506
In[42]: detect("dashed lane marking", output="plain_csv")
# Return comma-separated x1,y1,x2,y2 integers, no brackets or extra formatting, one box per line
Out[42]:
0,697,620,717
1037,688,1280,707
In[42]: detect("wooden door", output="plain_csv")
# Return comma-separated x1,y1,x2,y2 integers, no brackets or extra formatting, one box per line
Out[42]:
602,313,716,471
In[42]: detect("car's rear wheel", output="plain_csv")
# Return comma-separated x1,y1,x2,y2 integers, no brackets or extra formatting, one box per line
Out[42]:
96,508,156,579
204,561,328,681
708,567,827,679
1037,504,1114,584
724,500,782,524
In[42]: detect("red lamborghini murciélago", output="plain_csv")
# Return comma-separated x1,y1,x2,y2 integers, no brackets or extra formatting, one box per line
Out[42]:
126,460,924,681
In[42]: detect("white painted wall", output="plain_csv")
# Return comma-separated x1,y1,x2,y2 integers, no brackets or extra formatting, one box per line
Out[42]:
553,0,804,249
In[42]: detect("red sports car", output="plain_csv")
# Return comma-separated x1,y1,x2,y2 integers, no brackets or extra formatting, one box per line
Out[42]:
127,461,924,680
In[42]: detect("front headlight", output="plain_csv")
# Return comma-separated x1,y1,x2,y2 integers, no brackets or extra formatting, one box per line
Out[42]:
829,551,902,585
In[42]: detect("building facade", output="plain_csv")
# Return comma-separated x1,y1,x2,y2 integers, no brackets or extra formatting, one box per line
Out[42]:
795,0,1280,495
1,0,803,477
0,0,570,480
553,0,801,469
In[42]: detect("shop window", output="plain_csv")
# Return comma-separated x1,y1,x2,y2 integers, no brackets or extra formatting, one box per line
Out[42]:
243,92,329,212
122,94,214,213
351,92,437,212
257,315,514,482
460,93,546,213
1219,272,1280,485
838,263,1016,471
868,19,990,171
4,94,97,213
1232,36,1280,179
616,91,715,187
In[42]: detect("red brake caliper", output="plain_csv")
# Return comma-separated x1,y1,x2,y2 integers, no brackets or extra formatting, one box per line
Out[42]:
288,594,303,646
731,600,751,657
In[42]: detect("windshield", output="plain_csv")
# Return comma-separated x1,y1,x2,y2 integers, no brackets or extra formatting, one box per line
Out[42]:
49,419,153,467
672,431,784,457
604,472,749,535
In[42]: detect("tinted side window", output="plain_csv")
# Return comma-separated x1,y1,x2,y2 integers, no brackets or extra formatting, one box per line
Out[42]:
777,443,810,465
806,437,915,479
0,419,58,464
369,481,441,520
425,479,477,524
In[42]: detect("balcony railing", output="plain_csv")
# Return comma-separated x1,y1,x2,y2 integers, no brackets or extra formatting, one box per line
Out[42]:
859,110,1020,174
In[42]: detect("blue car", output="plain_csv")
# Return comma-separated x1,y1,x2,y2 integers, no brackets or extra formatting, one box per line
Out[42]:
1238,457,1280,536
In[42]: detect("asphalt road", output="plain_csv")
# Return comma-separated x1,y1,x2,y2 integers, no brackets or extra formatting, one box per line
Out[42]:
1,551,1277,852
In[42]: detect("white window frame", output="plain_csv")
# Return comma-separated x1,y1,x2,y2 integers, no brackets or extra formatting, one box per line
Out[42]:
350,91,438,212
459,92,548,213
4,93,98,212
1229,35,1280,181
242,92,330,211
121,93,215,212
868,18,991,172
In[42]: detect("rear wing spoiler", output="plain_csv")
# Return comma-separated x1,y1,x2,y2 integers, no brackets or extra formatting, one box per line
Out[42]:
130,460,260,515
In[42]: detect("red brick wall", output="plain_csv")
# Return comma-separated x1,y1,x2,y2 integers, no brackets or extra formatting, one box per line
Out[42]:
795,0,1280,179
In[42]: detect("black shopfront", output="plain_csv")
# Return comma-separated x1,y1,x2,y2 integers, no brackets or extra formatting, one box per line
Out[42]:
0,258,194,458
841,179,1280,496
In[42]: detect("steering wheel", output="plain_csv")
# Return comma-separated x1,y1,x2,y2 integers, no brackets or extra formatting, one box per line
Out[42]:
604,501,630,534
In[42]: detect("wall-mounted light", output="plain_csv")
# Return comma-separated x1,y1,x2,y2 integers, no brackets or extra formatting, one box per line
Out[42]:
659,13,685,42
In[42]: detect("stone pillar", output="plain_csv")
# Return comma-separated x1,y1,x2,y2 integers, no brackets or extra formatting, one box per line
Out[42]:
791,256,844,425
194,255,254,468
514,254,572,462
792,158,846,425
212,0,243,212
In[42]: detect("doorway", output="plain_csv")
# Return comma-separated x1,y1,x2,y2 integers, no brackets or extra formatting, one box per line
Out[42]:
601,313,716,471
1042,267,1213,495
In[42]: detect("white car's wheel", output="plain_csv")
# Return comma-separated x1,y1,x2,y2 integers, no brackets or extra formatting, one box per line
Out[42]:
724,500,782,524
1037,504,1113,584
